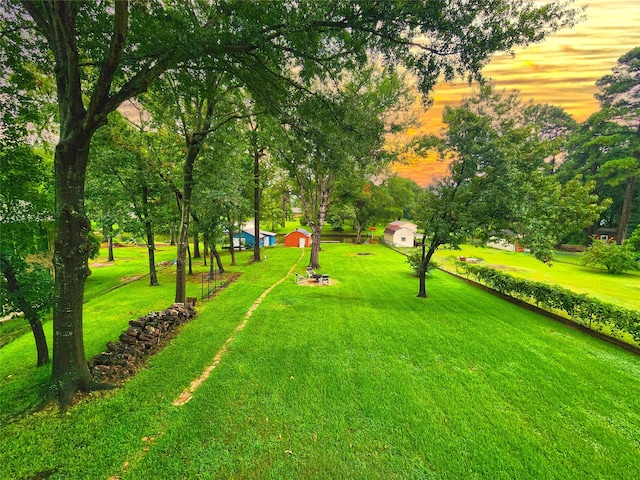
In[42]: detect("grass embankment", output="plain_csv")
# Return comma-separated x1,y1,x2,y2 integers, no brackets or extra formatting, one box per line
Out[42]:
432,244,640,311
1,244,639,479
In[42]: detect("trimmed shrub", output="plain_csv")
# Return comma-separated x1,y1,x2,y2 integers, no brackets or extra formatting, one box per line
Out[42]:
458,262,640,344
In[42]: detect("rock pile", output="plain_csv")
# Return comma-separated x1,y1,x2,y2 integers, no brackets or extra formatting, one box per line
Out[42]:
89,302,197,383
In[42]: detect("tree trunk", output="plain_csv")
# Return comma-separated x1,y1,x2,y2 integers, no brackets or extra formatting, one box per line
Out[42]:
281,193,288,227
203,237,208,266
417,240,438,298
27,314,50,367
309,227,323,268
209,249,215,279
188,245,193,275
51,137,96,406
308,187,330,269
107,234,114,262
228,225,236,266
253,149,262,262
616,175,635,244
193,231,201,258
211,245,224,273
170,225,176,245
146,222,158,286
355,220,363,244
175,144,199,304
1,260,50,367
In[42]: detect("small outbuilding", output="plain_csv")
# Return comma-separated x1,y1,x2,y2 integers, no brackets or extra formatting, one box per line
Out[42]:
284,228,312,248
383,221,418,247
594,228,617,243
234,224,276,248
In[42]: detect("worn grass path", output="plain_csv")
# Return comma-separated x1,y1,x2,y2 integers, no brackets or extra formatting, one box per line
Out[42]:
1,246,306,479
173,249,305,406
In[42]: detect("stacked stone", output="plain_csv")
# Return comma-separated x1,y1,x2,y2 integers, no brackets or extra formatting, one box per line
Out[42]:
89,302,196,383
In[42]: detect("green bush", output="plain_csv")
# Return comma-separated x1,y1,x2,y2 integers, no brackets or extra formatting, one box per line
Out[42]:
581,239,638,274
626,225,640,258
88,231,101,259
459,263,640,344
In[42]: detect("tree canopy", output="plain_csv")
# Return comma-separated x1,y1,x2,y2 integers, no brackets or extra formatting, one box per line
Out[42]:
560,47,640,243
412,86,603,298
3,0,582,406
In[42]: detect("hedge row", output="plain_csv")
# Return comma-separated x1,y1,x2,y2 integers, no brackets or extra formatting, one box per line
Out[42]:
456,262,640,344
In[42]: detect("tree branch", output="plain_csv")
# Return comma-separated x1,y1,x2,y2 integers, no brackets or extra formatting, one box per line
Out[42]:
88,0,129,119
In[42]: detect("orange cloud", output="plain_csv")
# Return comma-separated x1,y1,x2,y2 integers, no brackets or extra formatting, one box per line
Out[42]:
391,0,640,187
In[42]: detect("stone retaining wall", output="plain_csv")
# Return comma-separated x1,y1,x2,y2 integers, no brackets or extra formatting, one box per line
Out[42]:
89,302,197,383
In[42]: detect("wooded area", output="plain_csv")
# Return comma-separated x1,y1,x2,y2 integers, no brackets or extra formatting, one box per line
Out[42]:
1,1,638,409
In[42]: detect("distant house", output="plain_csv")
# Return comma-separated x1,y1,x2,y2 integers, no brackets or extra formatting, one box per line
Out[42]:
384,221,418,247
233,223,276,248
594,228,617,243
486,230,527,253
486,238,525,253
284,228,312,247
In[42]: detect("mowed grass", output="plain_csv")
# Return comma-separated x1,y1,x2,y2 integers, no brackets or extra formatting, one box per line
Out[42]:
1,244,639,479
433,244,640,311
84,243,177,301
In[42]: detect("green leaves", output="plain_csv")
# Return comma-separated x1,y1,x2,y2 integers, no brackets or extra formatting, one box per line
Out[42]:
416,85,601,263
599,156,640,187
560,46,640,243
0,249,53,318
581,239,638,274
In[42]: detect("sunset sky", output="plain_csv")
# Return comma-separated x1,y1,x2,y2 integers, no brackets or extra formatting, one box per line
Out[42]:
392,0,640,187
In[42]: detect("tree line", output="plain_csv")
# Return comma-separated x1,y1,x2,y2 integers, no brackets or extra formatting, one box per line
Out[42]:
3,1,624,407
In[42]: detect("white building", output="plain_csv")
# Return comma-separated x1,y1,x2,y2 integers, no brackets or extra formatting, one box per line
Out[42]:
384,221,418,247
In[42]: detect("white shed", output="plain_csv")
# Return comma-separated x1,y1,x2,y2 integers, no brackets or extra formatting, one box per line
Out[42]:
384,221,416,247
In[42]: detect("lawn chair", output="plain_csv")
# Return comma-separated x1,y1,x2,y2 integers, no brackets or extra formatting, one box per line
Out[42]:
320,274,330,285
295,273,306,284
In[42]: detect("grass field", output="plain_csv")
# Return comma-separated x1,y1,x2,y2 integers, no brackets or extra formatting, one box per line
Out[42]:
1,244,639,479
432,244,640,311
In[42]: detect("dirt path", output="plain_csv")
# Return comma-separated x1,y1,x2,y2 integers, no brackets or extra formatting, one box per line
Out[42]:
172,249,305,406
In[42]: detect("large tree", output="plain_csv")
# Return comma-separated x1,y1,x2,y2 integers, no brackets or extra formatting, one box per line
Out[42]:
87,111,177,283
244,112,278,263
278,67,407,267
594,47,640,243
560,48,640,244
6,0,580,405
0,68,54,367
413,87,603,297
141,68,248,302
190,113,251,272
0,250,53,366
0,143,54,367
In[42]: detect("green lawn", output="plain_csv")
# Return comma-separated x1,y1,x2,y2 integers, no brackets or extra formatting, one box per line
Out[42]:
84,243,177,301
1,244,639,479
432,244,640,311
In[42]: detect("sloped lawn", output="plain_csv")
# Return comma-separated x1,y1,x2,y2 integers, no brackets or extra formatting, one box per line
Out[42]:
1,244,638,479
433,244,640,311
